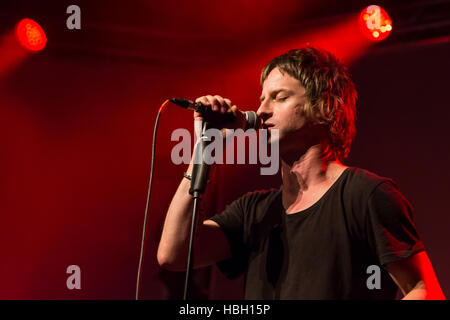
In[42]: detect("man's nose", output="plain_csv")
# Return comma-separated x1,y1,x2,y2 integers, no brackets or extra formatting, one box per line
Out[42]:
256,101,272,121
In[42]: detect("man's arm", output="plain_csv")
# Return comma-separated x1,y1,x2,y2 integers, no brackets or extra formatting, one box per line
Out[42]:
157,95,245,271
157,159,232,271
385,251,446,300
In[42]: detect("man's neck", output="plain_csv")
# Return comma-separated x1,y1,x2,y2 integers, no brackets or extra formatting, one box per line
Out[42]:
280,144,346,208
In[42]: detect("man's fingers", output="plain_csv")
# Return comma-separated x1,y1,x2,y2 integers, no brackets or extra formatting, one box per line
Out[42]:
230,105,239,115
193,95,236,120
214,95,228,114
195,96,207,104
203,95,218,112
224,98,232,107
198,95,231,114
223,98,234,114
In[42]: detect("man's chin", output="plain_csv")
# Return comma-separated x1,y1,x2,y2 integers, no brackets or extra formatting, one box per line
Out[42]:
266,129,281,145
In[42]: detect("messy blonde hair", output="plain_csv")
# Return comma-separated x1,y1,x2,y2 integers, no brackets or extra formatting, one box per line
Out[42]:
260,47,357,162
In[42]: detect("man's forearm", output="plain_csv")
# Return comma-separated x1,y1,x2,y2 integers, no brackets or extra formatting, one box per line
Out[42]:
401,280,446,300
402,288,426,300
157,161,195,269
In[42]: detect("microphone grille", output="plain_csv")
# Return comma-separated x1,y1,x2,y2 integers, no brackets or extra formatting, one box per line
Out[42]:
245,111,261,130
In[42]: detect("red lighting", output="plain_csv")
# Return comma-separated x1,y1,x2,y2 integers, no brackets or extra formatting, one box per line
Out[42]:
359,5,392,41
15,18,47,52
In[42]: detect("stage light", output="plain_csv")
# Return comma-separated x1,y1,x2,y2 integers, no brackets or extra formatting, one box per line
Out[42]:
359,5,392,41
15,18,47,52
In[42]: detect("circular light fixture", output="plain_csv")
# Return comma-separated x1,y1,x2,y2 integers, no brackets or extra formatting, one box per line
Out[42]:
359,5,392,42
15,18,47,52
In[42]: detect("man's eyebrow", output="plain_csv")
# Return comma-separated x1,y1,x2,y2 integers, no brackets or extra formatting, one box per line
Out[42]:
259,89,292,102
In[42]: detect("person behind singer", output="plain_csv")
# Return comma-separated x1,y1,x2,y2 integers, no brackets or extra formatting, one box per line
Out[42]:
157,47,445,299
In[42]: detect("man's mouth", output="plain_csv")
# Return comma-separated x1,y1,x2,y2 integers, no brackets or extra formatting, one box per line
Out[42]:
262,123,275,130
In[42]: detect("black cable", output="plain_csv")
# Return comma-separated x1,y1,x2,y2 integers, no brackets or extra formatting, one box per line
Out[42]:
135,100,168,300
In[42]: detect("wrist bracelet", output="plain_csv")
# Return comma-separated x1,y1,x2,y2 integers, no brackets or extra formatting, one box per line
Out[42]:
183,172,192,180
183,172,211,184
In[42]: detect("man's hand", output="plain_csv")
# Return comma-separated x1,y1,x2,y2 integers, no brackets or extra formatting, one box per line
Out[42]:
194,95,247,132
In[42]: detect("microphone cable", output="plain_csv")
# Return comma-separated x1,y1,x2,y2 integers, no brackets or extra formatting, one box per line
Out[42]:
135,99,169,300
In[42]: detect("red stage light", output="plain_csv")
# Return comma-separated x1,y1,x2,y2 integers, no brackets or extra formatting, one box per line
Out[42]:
15,18,47,52
359,5,392,41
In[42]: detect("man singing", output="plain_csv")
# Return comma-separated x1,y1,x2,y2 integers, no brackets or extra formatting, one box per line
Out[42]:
157,47,445,299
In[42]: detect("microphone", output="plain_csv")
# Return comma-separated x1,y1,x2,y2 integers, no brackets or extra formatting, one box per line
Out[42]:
170,98,261,130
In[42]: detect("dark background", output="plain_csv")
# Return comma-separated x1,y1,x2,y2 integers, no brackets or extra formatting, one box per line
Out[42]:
0,0,448,299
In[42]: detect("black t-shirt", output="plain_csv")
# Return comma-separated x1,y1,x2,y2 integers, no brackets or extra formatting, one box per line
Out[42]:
209,167,425,299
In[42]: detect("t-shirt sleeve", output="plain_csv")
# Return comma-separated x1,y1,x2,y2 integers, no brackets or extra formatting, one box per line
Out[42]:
208,194,250,279
366,181,425,266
